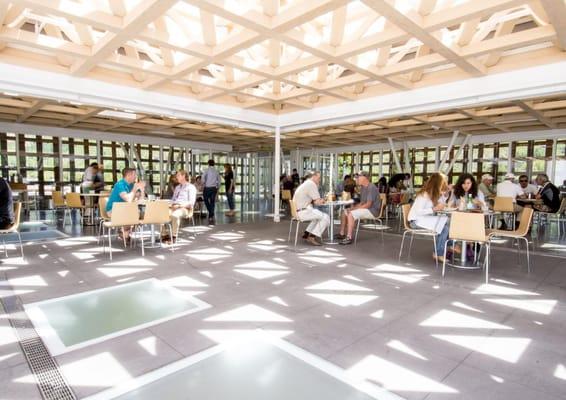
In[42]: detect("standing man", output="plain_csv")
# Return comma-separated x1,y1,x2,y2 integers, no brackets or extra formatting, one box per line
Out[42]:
202,159,220,223
337,171,381,245
223,163,236,217
292,171,329,246
0,177,14,229
81,162,104,193
291,168,300,188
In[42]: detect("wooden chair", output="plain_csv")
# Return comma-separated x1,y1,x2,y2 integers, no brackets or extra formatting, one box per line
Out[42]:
354,194,386,244
493,196,516,229
52,191,66,223
97,197,110,244
0,202,23,259
64,192,86,227
281,189,292,210
287,199,307,247
102,202,140,260
138,200,173,255
487,207,534,273
442,212,490,283
398,203,440,268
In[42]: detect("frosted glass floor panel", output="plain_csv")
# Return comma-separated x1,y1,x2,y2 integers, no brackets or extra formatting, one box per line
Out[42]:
24,279,210,355
86,333,402,400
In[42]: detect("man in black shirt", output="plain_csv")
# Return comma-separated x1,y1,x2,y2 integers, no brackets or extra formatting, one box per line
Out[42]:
0,178,14,229
291,168,300,188
534,174,560,213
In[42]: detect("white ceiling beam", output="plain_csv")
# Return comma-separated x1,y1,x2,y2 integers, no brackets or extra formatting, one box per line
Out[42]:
330,5,347,46
484,19,516,67
108,0,127,17
417,0,437,16
539,0,566,49
199,10,216,46
262,0,279,17
362,0,486,77
16,100,47,123
514,100,557,129
71,0,178,76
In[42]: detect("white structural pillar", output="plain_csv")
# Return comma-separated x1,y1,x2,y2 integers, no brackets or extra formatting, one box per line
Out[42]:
387,137,402,172
274,125,281,222
445,134,472,174
551,138,558,183
438,130,459,172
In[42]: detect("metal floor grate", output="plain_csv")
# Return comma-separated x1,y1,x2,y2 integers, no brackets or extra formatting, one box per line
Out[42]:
1,275,76,400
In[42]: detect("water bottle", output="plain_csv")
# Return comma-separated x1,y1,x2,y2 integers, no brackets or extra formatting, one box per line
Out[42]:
466,193,474,210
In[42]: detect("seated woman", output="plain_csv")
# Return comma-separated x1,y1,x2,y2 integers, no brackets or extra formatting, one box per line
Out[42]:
449,173,486,210
408,172,450,262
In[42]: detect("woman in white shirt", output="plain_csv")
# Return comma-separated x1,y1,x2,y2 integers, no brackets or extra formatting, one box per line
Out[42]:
408,172,450,262
449,173,486,210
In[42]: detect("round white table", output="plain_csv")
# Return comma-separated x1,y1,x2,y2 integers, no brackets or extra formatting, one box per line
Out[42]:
317,199,354,244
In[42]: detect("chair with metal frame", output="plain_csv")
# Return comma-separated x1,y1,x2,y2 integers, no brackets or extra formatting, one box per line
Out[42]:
487,207,534,273
281,189,292,210
493,196,516,229
138,200,174,256
64,192,86,227
442,212,490,283
52,191,66,223
0,202,24,259
102,202,140,260
287,199,307,247
398,203,440,268
354,194,386,244
97,196,110,244
534,197,566,238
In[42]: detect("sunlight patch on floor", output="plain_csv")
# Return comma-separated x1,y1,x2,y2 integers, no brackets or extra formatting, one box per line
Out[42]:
432,335,531,363
205,304,292,322
483,298,557,315
420,310,512,330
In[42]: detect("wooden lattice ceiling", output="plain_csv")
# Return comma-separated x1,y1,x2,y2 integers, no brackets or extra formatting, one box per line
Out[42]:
0,0,565,113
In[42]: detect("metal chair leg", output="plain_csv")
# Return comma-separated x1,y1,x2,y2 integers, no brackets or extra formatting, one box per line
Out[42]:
288,219,293,242
523,236,531,273
294,221,300,247
442,239,451,278
169,224,175,251
409,232,415,253
398,231,408,261
140,225,145,256
108,227,113,260
17,232,24,259
354,219,360,244
485,243,490,283
432,234,438,269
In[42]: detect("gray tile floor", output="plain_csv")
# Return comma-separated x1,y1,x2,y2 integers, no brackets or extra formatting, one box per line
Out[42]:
1,208,565,400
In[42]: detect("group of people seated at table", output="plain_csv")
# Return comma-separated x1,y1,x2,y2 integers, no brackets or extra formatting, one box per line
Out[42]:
105,167,197,245
292,171,382,246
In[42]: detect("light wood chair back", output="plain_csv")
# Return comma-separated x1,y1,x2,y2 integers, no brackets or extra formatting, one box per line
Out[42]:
66,192,83,208
142,200,170,224
289,199,299,220
281,190,292,201
109,202,139,226
52,191,66,207
449,212,486,242
515,207,534,237
401,204,411,230
99,197,110,220
557,198,566,215
493,196,514,212
10,183,26,191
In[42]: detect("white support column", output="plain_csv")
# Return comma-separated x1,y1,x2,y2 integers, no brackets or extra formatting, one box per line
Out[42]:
253,153,259,200
274,126,281,222
185,147,191,175
295,148,300,176
159,146,164,194
387,137,402,172
402,141,413,190
507,142,513,174
445,134,472,174
550,138,558,183
379,150,383,177
96,140,102,165
15,133,21,180
467,142,473,173
438,130,459,172
434,147,440,171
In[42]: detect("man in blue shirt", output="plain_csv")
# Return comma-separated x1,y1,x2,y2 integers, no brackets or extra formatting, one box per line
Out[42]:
106,168,145,243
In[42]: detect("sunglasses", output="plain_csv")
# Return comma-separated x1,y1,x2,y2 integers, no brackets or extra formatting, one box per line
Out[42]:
519,180,528,182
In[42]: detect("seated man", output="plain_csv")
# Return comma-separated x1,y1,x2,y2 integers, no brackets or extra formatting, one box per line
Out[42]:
163,170,196,243
533,173,561,213
0,177,14,229
518,174,538,196
496,173,524,228
337,171,381,245
292,171,329,246
106,167,145,243
479,174,496,201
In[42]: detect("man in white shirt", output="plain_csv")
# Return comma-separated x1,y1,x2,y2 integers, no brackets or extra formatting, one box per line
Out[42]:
292,171,329,246
496,172,525,229
518,175,538,196
163,170,197,243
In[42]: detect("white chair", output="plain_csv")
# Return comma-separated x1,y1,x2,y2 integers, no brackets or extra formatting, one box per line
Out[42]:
102,202,140,260
0,202,23,259
354,193,386,244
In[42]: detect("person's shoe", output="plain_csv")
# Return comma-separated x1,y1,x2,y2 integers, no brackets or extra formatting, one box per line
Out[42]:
335,233,346,240
306,236,322,246
434,254,446,263
339,237,353,245
302,231,310,239
161,235,171,242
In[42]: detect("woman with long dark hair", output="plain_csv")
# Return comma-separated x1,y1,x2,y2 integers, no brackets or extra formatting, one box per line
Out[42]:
450,173,485,209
